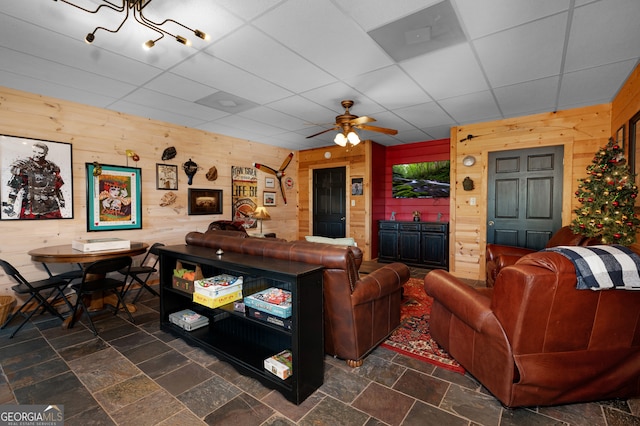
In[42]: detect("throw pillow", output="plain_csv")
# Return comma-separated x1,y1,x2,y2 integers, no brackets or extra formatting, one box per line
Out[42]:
304,235,356,246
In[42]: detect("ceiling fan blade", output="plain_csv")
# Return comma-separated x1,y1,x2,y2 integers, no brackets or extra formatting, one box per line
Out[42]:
306,127,337,139
277,178,287,205
356,124,398,135
279,152,294,172
253,163,278,176
350,116,375,125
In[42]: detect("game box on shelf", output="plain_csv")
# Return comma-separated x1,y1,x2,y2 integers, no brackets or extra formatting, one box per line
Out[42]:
243,287,292,318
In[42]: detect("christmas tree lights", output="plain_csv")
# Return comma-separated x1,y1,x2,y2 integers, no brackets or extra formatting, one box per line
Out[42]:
571,138,639,245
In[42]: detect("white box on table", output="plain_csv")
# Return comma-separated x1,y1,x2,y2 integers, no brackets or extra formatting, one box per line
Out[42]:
72,238,130,252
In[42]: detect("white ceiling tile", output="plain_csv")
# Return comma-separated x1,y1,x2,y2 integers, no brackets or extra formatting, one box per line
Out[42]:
171,53,293,104
454,0,570,39
474,13,567,87
345,65,432,109
494,76,560,116
110,101,208,128
239,107,310,132
401,43,488,100
253,0,393,79
337,0,442,31
266,96,336,123
121,89,230,121
558,60,639,108
439,91,501,124
564,0,640,72
394,102,456,128
144,73,218,102
210,26,336,93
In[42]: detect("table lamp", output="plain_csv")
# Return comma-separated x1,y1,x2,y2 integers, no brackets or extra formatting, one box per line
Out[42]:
253,206,271,234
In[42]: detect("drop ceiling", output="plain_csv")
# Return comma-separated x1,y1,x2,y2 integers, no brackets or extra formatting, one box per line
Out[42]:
1,0,639,150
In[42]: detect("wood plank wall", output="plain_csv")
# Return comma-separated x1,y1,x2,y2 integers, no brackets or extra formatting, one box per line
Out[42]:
298,142,371,259
0,87,298,295
449,103,612,280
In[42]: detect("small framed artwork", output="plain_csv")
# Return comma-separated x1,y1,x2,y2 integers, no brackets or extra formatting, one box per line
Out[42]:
1,135,74,220
616,125,625,148
351,177,363,196
264,191,276,206
265,177,275,188
188,188,223,215
156,163,178,190
86,163,142,231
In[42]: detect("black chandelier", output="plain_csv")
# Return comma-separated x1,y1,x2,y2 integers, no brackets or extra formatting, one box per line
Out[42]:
54,0,210,49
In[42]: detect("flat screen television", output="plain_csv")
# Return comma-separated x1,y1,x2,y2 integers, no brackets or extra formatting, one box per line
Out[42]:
392,160,450,198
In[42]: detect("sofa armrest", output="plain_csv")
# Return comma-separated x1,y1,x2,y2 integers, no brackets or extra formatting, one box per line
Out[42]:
486,244,536,261
424,270,493,333
495,254,523,271
351,263,409,305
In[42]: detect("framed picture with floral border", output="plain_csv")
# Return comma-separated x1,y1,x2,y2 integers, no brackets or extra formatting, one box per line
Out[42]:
0,134,74,220
86,163,142,231
263,191,276,206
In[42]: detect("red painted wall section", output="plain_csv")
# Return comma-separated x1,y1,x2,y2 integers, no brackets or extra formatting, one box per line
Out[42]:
384,139,451,222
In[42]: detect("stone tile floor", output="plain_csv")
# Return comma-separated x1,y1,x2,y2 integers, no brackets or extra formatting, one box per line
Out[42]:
0,266,638,425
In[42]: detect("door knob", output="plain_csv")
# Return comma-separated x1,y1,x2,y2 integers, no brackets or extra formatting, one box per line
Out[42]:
488,221,495,226
341,217,346,221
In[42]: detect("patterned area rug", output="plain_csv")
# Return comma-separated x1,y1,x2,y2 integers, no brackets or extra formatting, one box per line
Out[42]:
381,278,465,374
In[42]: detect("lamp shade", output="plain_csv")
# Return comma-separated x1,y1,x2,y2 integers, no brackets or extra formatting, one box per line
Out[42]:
253,206,271,220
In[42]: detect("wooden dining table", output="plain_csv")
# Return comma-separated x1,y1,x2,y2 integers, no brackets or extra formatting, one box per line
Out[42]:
28,242,149,327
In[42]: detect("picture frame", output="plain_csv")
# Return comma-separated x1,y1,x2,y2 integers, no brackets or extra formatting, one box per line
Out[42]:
188,188,223,215
265,177,275,188
86,163,142,231
351,177,363,196
156,163,178,190
617,125,625,148
264,191,276,206
1,135,74,220
630,110,640,192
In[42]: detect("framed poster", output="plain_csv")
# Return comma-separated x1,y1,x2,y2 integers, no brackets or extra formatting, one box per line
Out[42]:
86,163,142,231
351,177,363,195
616,125,625,148
0,134,74,220
156,163,178,190
188,188,223,215
264,191,276,206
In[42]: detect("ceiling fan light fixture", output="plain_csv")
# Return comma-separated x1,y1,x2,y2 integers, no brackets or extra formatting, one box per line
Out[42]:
347,131,360,145
334,133,348,147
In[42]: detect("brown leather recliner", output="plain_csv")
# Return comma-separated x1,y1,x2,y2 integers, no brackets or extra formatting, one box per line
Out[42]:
485,226,600,287
185,231,410,366
425,251,640,408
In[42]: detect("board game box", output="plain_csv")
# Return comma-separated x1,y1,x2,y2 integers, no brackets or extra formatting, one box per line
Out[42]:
243,287,292,318
169,309,209,331
264,349,292,380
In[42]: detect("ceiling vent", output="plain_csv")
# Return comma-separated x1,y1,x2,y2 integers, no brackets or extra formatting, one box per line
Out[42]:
368,0,466,62
196,91,258,113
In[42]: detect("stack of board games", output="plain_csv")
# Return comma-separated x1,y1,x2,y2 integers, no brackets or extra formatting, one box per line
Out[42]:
192,273,243,309
246,307,292,330
243,287,292,318
264,349,292,380
169,309,209,331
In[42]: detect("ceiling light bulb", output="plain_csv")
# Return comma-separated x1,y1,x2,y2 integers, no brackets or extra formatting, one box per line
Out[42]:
85,33,95,44
347,131,360,145
176,35,191,46
143,40,155,50
194,29,210,41
334,133,347,147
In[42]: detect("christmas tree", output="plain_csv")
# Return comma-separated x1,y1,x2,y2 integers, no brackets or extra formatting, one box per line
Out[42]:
571,138,639,245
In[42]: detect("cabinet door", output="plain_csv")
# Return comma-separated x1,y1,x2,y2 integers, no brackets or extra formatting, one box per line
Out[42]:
399,230,421,263
378,229,398,260
422,232,446,267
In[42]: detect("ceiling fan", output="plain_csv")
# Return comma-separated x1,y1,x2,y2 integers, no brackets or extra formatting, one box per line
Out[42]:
306,100,398,146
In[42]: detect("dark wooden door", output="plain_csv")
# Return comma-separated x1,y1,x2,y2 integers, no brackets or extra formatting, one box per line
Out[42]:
313,167,346,237
487,145,564,250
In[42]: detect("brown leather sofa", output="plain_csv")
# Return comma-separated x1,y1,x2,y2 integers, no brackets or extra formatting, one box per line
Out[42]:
425,251,640,408
485,226,600,287
185,231,410,366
